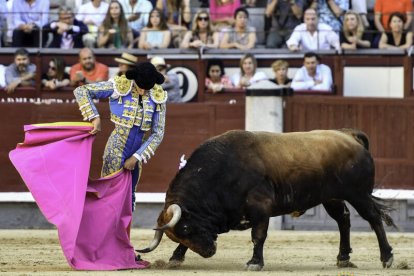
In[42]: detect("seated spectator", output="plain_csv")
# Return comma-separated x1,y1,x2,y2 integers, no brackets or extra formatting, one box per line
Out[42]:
374,0,412,33
286,8,340,51
205,59,233,93
150,56,181,102
49,0,67,22
11,0,50,47
114,52,138,76
41,57,70,90
340,10,371,49
180,10,219,49
119,0,153,38
156,0,191,27
220,7,256,50
210,0,241,31
70,47,109,86
379,12,413,50
315,0,349,33
291,52,332,91
97,0,134,48
139,8,171,49
269,60,292,87
76,0,110,48
230,53,267,88
44,6,89,48
5,48,36,94
156,0,190,47
265,0,304,49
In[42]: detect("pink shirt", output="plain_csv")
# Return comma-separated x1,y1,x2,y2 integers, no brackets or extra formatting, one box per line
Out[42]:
210,0,241,22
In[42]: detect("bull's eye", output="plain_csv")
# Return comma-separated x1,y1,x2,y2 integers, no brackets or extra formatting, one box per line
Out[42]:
182,224,191,235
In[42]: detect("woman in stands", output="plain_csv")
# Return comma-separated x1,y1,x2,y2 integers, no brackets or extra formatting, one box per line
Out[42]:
97,0,134,49
230,53,267,88
340,10,371,49
219,7,256,50
205,59,233,93
139,8,171,49
41,57,70,90
379,12,413,50
210,0,241,31
180,10,219,49
269,60,292,87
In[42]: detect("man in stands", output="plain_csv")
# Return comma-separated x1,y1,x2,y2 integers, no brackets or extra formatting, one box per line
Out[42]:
70,47,109,86
150,56,181,103
4,48,36,94
11,0,50,47
44,6,89,48
291,51,332,91
286,8,340,51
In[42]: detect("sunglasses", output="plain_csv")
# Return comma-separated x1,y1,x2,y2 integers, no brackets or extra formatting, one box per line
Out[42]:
198,16,209,21
49,66,56,71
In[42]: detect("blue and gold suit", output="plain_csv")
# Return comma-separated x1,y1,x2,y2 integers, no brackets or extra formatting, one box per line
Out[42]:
74,75,167,207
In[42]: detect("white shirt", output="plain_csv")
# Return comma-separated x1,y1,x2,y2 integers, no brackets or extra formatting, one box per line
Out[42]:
286,23,340,51
119,0,152,32
76,1,109,26
230,71,268,87
291,64,333,91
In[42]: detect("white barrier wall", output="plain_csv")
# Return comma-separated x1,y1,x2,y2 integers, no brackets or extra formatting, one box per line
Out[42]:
344,67,404,98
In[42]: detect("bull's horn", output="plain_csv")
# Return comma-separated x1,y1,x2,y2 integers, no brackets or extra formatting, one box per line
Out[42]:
158,204,182,230
136,229,164,253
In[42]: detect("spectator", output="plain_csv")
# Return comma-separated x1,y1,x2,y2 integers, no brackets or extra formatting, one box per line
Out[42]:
118,0,153,36
265,0,304,49
340,10,371,50
220,7,256,50
374,0,412,33
379,12,413,50
138,8,171,49
44,6,89,48
315,0,349,33
97,0,134,48
209,0,241,31
269,60,292,87
205,59,233,93
155,0,191,27
150,56,181,102
70,47,109,86
76,0,110,48
41,57,70,90
5,48,36,94
230,53,267,88
49,0,67,22
180,10,219,49
286,8,340,51
114,52,138,76
291,51,332,91
11,0,50,47
156,0,190,47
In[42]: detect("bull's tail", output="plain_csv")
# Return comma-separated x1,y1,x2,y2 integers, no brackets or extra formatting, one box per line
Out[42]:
371,195,398,229
340,128,370,151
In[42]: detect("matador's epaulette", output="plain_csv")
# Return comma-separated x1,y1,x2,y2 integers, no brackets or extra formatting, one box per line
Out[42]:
113,75,133,96
150,84,168,104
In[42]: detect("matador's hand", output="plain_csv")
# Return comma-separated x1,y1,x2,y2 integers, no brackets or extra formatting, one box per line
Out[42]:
90,117,101,135
124,156,138,170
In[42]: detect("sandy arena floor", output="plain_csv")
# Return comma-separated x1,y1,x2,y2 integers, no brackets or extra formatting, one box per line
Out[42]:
0,229,413,276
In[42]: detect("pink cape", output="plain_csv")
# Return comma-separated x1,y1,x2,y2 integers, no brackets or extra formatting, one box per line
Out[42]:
9,122,144,270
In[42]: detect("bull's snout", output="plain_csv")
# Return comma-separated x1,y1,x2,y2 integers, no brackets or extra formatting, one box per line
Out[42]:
198,241,217,258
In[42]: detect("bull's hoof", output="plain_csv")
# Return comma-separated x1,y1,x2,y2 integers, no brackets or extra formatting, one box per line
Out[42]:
337,260,357,268
245,263,263,271
382,255,393,268
167,259,183,269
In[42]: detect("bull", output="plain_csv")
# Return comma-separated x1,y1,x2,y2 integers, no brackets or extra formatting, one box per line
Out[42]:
138,129,395,271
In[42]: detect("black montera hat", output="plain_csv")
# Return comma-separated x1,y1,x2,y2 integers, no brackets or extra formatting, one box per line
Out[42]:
125,62,164,90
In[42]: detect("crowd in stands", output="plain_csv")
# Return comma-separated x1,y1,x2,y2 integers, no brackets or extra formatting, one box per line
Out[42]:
1,0,414,96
